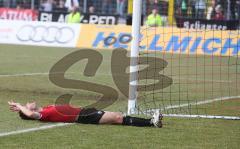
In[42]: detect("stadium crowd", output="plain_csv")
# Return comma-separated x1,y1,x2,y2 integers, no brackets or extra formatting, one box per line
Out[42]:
0,0,239,25
0,0,128,16
176,0,240,20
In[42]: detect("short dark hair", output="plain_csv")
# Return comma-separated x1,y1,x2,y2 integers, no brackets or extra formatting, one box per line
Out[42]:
19,111,34,120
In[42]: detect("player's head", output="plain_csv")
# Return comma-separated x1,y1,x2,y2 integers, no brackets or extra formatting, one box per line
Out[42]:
18,102,38,120
19,111,34,120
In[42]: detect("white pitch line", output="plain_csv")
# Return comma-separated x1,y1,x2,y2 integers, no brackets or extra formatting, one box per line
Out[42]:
162,114,240,120
0,123,73,137
0,72,49,77
0,72,234,83
143,96,240,120
0,72,112,78
172,77,232,83
164,95,240,110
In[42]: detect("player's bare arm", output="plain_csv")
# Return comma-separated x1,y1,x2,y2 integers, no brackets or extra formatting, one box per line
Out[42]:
8,101,41,119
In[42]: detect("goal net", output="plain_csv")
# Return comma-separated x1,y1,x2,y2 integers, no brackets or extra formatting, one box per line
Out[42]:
128,0,240,120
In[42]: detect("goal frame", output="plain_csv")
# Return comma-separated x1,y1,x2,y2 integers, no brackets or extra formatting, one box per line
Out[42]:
128,0,142,115
127,0,240,120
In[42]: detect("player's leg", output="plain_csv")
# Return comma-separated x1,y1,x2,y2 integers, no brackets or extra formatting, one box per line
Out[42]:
98,111,123,124
77,109,126,125
77,108,163,127
99,111,163,127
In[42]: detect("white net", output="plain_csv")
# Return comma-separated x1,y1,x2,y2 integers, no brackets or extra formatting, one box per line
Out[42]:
134,0,240,120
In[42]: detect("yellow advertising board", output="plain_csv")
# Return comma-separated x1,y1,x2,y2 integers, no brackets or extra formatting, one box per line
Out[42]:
77,24,240,56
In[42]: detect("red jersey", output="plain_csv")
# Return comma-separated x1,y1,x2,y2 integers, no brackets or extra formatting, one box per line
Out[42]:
39,105,81,122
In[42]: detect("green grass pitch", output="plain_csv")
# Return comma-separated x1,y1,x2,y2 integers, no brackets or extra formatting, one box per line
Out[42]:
0,44,239,148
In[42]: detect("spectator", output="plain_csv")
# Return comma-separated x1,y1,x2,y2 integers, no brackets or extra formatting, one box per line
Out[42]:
206,0,216,20
67,6,81,23
230,0,236,20
88,6,95,14
181,0,188,17
190,0,196,18
217,0,227,20
149,0,160,12
146,8,162,27
86,0,101,14
3,0,10,8
54,0,68,12
142,0,147,16
195,0,206,19
65,0,79,12
16,4,22,10
224,0,231,20
12,0,17,8
3,0,16,8
158,0,168,16
237,0,240,20
102,0,116,14
214,4,224,20
39,0,53,12
22,0,31,9
116,0,126,17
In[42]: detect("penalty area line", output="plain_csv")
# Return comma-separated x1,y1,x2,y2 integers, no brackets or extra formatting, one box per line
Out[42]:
0,123,73,137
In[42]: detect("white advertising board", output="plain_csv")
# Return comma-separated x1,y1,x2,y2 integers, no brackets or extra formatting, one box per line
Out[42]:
0,20,80,47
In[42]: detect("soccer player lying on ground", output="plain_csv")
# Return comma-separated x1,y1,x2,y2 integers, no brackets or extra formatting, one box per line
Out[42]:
8,101,163,128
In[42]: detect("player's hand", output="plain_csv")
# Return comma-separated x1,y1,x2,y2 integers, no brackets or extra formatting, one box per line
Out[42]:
8,101,20,106
9,106,20,112
8,101,21,112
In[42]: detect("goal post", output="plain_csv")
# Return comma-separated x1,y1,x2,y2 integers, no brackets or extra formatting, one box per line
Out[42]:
128,0,240,120
128,0,142,115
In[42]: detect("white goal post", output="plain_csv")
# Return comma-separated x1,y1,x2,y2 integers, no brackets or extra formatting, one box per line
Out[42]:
128,0,142,115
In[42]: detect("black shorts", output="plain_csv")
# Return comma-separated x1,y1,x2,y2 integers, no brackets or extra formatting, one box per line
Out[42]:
76,108,105,124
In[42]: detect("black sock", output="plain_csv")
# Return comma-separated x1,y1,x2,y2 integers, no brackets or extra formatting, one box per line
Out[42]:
122,116,153,127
